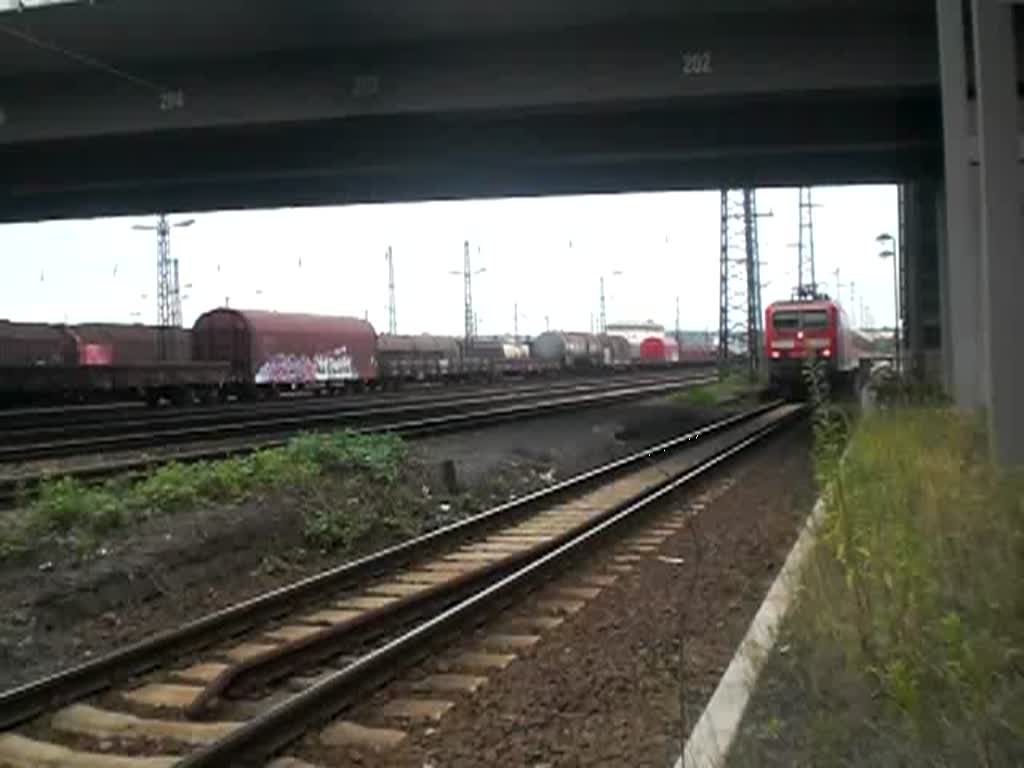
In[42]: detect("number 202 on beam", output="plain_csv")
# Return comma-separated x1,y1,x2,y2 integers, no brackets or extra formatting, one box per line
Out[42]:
681,52,713,76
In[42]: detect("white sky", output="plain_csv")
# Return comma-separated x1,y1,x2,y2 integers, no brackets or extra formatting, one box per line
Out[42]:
0,185,898,338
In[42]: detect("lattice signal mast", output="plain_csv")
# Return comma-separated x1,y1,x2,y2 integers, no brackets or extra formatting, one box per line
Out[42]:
450,240,485,345
131,214,194,359
385,245,397,334
796,187,822,299
718,189,766,379
744,191,763,374
132,214,195,329
131,213,195,363
599,276,607,333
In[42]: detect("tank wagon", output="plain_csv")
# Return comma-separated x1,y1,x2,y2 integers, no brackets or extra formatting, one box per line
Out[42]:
461,336,548,377
530,331,605,369
192,309,377,396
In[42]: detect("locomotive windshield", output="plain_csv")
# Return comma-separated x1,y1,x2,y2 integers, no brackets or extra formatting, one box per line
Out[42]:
772,309,829,331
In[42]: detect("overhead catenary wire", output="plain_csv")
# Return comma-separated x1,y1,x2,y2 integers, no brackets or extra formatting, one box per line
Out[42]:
0,18,173,95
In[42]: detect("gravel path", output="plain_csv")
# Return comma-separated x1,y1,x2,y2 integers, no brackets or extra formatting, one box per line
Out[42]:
333,421,814,767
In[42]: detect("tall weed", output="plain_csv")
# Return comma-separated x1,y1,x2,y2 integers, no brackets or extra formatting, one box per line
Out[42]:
790,360,1024,765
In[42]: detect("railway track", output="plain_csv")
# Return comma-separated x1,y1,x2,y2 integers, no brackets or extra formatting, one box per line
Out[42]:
0,400,803,767
0,373,717,509
0,370,705,458
0,367,708,434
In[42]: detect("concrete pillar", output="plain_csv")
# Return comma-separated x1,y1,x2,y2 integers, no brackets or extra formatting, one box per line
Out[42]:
897,185,908,369
936,0,984,409
902,180,943,383
968,165,988,402
935,182,953,393
971,0,1024,463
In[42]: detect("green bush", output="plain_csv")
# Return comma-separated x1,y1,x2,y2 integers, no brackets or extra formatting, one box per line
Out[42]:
302,476,418,553
6,430,410,559
133,462,202,513
287,430,405,482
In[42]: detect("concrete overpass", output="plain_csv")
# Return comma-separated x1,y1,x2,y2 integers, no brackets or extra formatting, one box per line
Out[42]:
0,0,1020,463
0,0,943,217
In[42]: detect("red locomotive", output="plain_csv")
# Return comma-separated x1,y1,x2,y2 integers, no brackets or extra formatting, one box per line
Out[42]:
764,297,870,394
638,335,680,364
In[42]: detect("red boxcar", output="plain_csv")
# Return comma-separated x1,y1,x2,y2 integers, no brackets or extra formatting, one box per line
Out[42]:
192,309,378,392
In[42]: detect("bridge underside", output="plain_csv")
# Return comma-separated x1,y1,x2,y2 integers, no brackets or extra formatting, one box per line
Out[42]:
0,88,939,221
0,1,945,220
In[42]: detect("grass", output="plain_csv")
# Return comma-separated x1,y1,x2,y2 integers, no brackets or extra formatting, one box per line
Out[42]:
0,430,411,559
732,386,1024,766
674,373,756,407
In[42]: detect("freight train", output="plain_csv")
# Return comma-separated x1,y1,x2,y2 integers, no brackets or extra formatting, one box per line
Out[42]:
0,309,715,406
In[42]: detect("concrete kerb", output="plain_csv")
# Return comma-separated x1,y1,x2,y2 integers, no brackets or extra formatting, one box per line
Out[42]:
675,492,829,768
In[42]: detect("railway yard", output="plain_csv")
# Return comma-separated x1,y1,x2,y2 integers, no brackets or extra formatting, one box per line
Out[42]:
7,0,1013,761
0,371,719,683
0,262,828,767
0,364,821,767
0,371,711,507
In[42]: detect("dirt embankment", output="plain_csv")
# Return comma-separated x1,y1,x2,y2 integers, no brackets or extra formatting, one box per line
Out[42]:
0,395,736,690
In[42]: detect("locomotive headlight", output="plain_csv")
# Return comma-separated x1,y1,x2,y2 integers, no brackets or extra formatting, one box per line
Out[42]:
822,348,832,358
771,350,781,359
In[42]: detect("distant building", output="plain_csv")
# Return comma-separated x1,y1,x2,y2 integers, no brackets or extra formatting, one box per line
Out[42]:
607,322,715,355
606,321,665,355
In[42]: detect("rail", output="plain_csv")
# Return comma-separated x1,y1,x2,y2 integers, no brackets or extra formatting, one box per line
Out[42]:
180,403,805,766
0,399,776,732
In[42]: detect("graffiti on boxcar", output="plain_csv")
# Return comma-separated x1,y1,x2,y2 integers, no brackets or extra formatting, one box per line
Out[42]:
255,347,358,385
314,347,358,381
255,354,313,384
